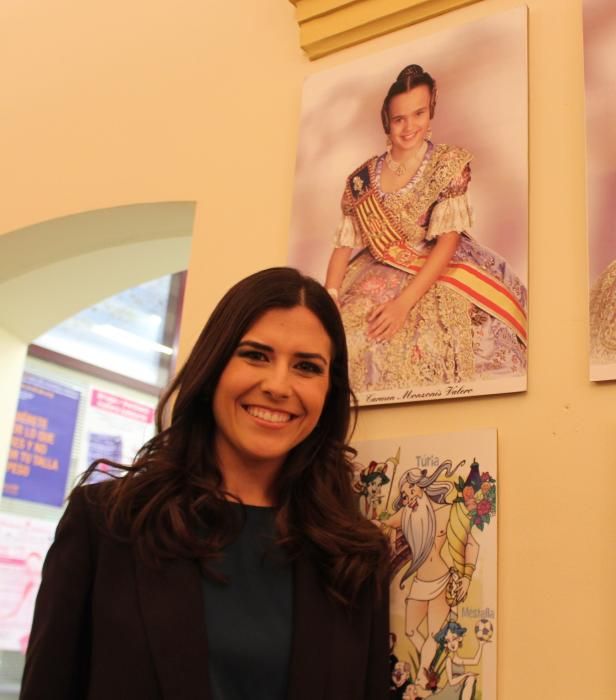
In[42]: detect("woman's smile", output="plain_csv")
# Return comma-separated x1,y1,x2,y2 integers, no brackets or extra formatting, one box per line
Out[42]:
243,404,297,424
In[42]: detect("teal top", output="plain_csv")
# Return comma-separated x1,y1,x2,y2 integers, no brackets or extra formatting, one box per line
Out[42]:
202,503,293,700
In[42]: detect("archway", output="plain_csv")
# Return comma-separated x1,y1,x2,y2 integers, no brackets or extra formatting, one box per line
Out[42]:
0,201,195,480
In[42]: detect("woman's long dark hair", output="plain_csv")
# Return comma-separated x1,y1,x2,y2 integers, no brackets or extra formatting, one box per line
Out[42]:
79,267,388,604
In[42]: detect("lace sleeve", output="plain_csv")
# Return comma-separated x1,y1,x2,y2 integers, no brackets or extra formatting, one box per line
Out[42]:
333,215,362,248
426,163,474,240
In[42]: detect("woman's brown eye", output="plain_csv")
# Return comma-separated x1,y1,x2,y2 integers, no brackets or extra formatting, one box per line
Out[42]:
296,361,324,375
238,349,267,362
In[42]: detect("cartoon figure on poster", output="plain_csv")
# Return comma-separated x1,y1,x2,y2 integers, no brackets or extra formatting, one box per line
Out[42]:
325,64,527,398
353,450,398,518
353,451,496,697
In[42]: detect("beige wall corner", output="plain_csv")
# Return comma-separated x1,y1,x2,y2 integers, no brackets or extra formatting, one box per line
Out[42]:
289,0,484,58
176,2,307,362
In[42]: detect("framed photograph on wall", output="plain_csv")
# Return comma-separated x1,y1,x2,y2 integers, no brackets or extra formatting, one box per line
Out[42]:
288,6,528,406
584,0,616,381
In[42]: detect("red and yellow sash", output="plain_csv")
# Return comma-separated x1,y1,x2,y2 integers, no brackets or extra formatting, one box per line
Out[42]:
345,151,528,344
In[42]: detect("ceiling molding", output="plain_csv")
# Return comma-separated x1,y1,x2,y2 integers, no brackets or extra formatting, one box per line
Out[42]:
289,0,483,59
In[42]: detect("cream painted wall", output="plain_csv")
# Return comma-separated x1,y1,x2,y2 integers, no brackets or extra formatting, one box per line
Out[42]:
0,1,611,699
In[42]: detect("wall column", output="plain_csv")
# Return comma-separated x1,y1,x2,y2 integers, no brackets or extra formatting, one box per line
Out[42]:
0,328,27,495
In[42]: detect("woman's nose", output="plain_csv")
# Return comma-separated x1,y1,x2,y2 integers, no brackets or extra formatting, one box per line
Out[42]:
261,365,291,398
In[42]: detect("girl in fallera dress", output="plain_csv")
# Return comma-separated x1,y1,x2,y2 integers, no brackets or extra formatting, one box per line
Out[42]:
325,64,527,396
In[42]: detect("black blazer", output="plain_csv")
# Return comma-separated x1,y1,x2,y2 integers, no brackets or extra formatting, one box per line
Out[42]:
21,486,389,699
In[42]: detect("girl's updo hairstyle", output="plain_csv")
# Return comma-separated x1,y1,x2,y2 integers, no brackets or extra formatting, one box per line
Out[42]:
381,64,437,134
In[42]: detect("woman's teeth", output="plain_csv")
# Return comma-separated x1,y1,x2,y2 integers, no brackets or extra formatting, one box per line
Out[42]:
245,406,293,423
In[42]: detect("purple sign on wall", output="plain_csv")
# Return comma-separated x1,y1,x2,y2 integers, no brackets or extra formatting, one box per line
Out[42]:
3,373,81,507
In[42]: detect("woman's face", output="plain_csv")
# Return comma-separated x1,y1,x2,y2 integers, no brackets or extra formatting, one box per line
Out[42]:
387,84,432,156
212,305,331,477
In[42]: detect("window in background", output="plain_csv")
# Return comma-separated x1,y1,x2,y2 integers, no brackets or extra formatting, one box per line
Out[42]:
30,272,185,393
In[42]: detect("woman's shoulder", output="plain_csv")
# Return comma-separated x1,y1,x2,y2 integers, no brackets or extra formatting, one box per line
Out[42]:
65,479,121,528
71,477,118,503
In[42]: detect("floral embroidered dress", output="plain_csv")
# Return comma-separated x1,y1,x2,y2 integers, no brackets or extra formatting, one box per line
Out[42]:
335,142,527,394
589,259,616,364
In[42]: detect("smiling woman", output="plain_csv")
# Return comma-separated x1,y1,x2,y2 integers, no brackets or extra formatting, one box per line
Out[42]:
20,267,390,700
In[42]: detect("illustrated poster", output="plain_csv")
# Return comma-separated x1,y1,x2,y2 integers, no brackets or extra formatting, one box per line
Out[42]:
288,7,528,406
584,0,616,380
352,428,497,699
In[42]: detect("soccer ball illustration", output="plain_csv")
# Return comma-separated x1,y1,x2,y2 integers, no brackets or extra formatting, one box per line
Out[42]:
474,618,493,641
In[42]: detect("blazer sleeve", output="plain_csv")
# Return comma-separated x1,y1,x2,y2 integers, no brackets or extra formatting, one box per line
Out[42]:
20,487,95,700
364,576,390,700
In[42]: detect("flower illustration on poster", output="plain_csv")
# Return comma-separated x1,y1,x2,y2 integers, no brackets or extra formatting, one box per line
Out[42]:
352,428,497,699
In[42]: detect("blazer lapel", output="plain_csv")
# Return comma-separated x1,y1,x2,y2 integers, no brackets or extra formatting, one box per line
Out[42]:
136,555,211,700
287,555,334,700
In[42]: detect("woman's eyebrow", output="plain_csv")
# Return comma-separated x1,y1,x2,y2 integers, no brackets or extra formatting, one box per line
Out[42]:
237,340,272,352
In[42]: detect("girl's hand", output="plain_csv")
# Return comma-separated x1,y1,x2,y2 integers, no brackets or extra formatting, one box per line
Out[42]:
366,232,460,342
367,296,413,341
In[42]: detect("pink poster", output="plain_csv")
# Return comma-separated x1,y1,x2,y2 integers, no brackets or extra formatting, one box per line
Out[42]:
0,513,56,653
79,388,155,480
